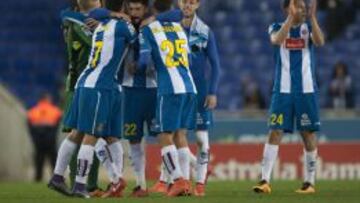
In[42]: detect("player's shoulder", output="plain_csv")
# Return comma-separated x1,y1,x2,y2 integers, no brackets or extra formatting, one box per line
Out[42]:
194,16,210,33
113,19,136,35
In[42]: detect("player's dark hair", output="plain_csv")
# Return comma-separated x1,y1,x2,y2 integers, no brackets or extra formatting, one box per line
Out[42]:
153,0,173,13
105,0,125,11
127,0,149,6
283,0,291,9
69,0,79,11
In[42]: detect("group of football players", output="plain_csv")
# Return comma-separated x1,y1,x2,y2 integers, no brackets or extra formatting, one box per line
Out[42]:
47,0,324,199
48,0,220,198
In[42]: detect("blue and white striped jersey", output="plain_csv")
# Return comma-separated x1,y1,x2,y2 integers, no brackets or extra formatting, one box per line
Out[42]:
76,19,136,90
269,22,318,94
118,40,157,88
138,21,197,95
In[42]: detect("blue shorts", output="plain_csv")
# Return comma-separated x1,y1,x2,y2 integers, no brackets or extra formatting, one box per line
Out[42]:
269,93,320,133
123,87,157,142
64,87,123,138
196,95,213,130
155,93,197,133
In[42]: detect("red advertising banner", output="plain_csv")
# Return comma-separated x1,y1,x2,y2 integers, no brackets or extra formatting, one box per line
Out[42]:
145,143,360,180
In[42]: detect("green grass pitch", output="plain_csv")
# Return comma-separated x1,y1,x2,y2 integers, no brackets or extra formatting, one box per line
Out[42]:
0,181,359,203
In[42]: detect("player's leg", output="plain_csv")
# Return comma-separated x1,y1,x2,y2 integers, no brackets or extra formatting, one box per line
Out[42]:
194,100,212,196
48,129,84,196
253,93,294,194
71,88,110,198
73,134,98,198
100,88,127,198
295,93,320,194
297,131,317,194
157,94,188,197
101,136,127,198
159,132,188,197
49,89,82,195
175,93,197,195
123,87,148,197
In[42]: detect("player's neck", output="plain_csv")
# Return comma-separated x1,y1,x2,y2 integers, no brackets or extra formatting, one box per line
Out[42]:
182,15,194,28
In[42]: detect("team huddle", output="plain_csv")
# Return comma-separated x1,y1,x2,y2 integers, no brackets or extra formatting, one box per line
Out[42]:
48,0,324,199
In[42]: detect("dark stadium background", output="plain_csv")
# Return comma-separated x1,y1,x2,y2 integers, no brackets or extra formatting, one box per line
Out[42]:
0,0,360,191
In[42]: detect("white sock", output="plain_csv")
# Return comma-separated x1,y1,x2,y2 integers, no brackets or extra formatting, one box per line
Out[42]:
304,149,317,185
261,143,279,183
159,163,168,182
195,151,209,184
189,150,197,166
130,143,146,190
75,145,94,184
159,163,173,184
107,141,124,182
195,131,210,184
95,139,119,183
196,131,210,152
54,138,77,176
188,149,197,180
178,147,191,180
161,145,183,180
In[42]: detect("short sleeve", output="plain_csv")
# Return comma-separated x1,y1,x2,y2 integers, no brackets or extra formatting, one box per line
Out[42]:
268,23,282,35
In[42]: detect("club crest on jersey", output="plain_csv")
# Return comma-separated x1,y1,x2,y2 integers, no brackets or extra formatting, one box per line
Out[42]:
285,38,305,50
300,113,312,126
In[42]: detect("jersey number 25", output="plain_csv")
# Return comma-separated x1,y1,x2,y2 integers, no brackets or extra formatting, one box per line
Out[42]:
161,39,189,68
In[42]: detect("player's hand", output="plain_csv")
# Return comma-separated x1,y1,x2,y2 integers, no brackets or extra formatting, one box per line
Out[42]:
127,62,137,75
289,0,297,18
140,16,156,28
111,12,131,22
204,95,217,110
85,18,100,31
308,0,317,19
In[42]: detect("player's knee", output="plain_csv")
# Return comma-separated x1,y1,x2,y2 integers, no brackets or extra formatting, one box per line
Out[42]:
130,139,141,145
82,134,98,146
67,129,84,144
159,132,174,147
301,131,317,151
174,131,188,148
104,136,119,144
268,130,283,145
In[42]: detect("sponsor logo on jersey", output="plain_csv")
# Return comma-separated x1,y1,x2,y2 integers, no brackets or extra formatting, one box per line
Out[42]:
285,38,305,50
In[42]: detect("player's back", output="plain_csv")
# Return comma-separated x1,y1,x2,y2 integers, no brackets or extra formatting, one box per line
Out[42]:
76,18,136,90
141,21,197,95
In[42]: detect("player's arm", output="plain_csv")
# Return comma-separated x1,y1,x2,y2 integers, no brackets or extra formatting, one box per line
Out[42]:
204,30,221,109
137,29,152,72
89,8,131,22
270,0,297,45
140,9,183,27
270,16,293,45
309,0,325,46
156,9,183,23
72,23,92,46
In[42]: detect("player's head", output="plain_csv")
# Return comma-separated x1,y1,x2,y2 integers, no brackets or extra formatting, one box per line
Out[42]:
283,0,306,24
105,0,125,12
126,0,149,25
77,0,101,12
70,0,79,11
178,0,200,18
152,0,173,15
